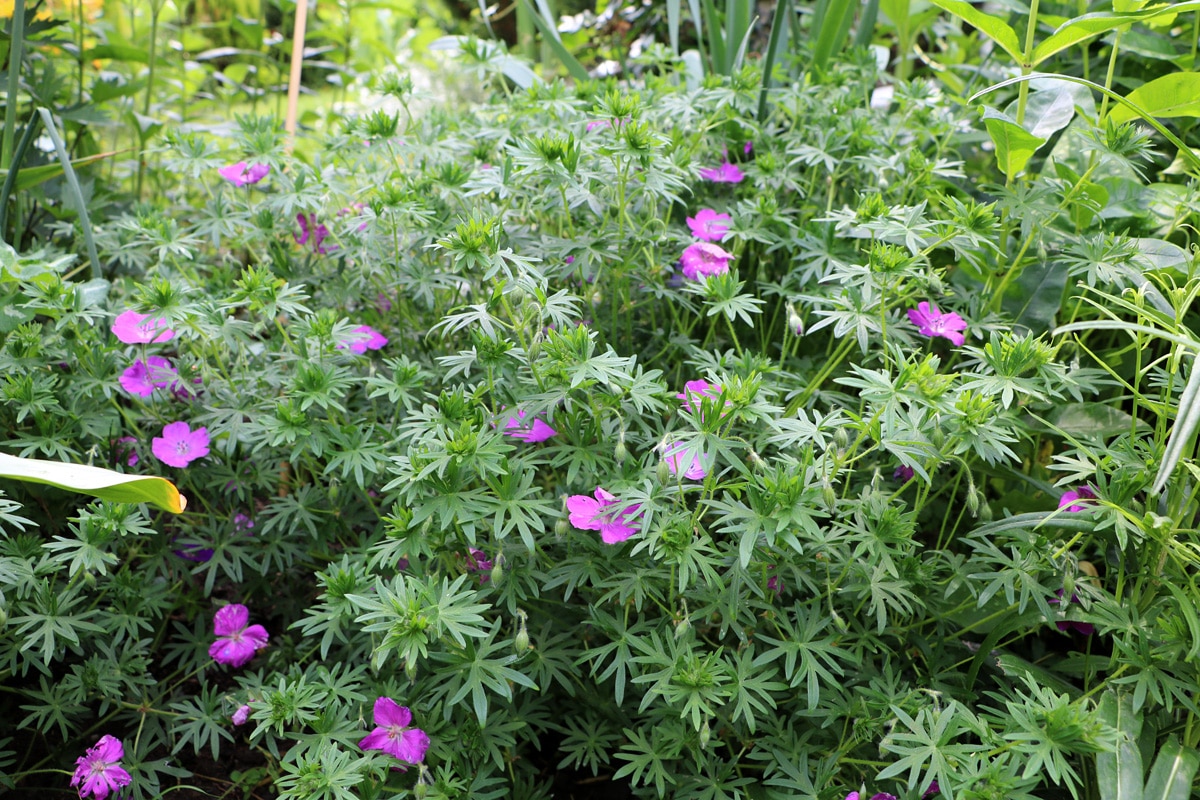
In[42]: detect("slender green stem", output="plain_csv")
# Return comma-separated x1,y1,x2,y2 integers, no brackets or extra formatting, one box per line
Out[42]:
1098,29,1122,122
1014,0,1041,126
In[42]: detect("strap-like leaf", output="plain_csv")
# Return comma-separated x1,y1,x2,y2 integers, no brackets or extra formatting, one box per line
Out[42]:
0,452,187,513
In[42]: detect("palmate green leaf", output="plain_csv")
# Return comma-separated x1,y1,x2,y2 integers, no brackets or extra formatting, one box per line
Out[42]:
752,602,852,709
0,452,186,513
876,702,985,796
1109,74,1200,123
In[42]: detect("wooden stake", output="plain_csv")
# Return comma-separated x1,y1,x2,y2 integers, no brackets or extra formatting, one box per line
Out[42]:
284,0,309,151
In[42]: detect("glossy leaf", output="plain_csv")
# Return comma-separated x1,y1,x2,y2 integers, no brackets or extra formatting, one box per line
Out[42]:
1110,74,1200,123
1034,3,1200,65
983,107,1046,179
0,452,187,514
1144,738,1200,800
1097,691,1143,800
928,0,1022,61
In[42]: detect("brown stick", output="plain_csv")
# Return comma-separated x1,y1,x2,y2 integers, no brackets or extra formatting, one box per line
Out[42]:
284,0,309,151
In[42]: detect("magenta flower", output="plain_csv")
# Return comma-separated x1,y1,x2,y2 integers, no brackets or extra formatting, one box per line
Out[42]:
680,242,733,280
111,310,174,344
566,487,642,544
661,440,710,481
699,161,744,183
500,409,557,443
70,735,132,800
844,794,899,800
466,547,493,583
359,698,431,764
295,213,336,254
585,120,611,132
114,436,138,467
208,604,269,668
1058,485,1097,512
906,301,968,346
686,209,732,242
151,421,210,468
119,356,178,398
232,704,251,726
218,161,270,187
1050,589,1095,635
893,465,915,482
233,512,255,532
337,325,388,354
676,379,724,413
767,574,782,595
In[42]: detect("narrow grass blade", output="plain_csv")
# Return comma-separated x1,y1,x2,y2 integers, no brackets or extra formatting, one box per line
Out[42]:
811,0,857,69
703,0,727,73
668,0,682,54
757,0,793,122
0,114,40,240
1151,354,1200,496
36,108,100,280
1,0,26,169
519,0,590,82
854,0,881,49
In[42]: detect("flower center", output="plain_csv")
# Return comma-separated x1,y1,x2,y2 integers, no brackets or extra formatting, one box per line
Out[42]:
175,442,190,456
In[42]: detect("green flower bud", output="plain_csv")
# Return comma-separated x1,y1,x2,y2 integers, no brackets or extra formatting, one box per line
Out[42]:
966,484,981,517
490,558,505,586
405,659,418,681
833,427,849,449
822,480,837,510
614,439,627,464
514,626,530,653
674,614,691,639
657,459,672,485
555,518,570,539
930,427,946,449
699,718,711,748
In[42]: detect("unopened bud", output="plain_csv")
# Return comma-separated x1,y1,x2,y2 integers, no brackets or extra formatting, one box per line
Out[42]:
699,718,711,748
490,558,505,586
966,484,981,516
1062,574,1076,600
930,427,945,449
674,614,691,639
614,438,627,465
657,459,672,485
405,659,418,680
555,518,570,538
748,450,765,471
514,610,530,652
979,501,993,523
822,480,837,510
833,427,849,449
787,308,803,336
420,518,433,536
0,607,7,629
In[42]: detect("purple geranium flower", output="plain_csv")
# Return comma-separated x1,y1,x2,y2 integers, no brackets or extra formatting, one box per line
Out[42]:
209,604,269,668
907,301,967,346
232,704,251,726
661,440,710,481
699,161,744,183
218,161,270,187
686,209,733,242
1058,485,1097,512
466,548,493,583
1050,589,1095,635
680,242,733,280
295,213,336,254
359,698,431,763
111,310,175,344
676,379,728,417
70,735,132,800
119,356,178,398
500,409,557,443
566,487,642,544
114,436,139,467
337,324,388,354
151,421,210,468
893,465,915,483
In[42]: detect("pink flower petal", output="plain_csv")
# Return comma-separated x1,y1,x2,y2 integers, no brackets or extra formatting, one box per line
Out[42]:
213,604,249,636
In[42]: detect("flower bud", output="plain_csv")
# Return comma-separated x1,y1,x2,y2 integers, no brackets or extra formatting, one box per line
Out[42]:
966,484,980,517
514,626,530,653
0,607,7,629
490,558,505,586
1061,574,1075,600
555,518,570,539
674,614,691,639
930,427,945,449
405,659,418,681
657,459,672,485
822,480,837,510
833,427,849,449
979,501,993,523
699,718,711,748
614,437,627,465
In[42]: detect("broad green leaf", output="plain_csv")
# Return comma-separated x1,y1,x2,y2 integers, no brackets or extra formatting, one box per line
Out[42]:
1133,238,1190,272
1144,738,1200,800
1097,691,1144,800
983,107,1046,179
0,150,121,192
1001,258,1068,333
1110,73,1200,123
1034,2,1200,65
1045,403,1140,438
84,43,150,62
518,0,589,82
928,0,1022,61
0,452,186,514
1009,82,1089,139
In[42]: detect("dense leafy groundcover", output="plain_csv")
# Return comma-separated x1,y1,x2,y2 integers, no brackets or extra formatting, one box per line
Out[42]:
3,45,1200,800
